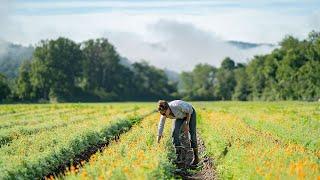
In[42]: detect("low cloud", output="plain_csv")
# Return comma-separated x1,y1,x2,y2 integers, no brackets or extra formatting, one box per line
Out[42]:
107,20,274,72
0,0,18,57
0,40,9,58
0,0,9,56
1,0,318,71
309,11,320,31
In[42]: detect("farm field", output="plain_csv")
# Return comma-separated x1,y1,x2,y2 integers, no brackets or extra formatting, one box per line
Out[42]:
196,102,320,179
0,102,319,179
61,113,175,179
0,103,153,179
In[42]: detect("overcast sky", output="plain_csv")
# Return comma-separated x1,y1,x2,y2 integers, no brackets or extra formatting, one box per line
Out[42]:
1,0,319,71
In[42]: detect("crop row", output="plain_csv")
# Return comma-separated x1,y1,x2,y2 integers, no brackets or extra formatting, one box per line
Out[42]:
0,104,138,128
197,102,320,152
0,104,78,122
59,113,175,179
197,109,319,179
0,104,153,179
0,106,137,148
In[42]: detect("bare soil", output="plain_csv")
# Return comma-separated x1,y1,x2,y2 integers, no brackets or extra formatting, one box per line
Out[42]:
174,133,217,180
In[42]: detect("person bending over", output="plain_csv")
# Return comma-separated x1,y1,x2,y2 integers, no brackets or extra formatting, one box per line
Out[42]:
157,100,199,166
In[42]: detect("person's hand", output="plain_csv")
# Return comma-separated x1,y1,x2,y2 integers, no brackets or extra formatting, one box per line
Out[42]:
183,122,189,135
157,135,162,143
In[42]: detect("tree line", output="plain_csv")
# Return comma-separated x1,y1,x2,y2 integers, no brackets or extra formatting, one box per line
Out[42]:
1,38,176,102
179,31,320,101
0,31,319,103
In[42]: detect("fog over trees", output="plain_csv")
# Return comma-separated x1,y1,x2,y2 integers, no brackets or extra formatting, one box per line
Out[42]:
0,31,319,102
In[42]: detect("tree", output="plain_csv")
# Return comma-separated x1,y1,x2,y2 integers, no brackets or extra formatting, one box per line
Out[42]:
214,69,236,100
179,63,216,100
276,37,309,100
221,57,235,70
296,60,320,101
82,39,118,91
233,66,250,101
246,55,266,100
179,71,194,99
261,54,280,100
214,58,236,100
192,64,216,99
0,73,11,102
306,31,320,64
81,38,135,100
132,61,176,100
29,37,83,101
16,61,34,100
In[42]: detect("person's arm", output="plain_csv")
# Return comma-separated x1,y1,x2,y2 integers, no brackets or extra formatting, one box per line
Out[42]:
157,115,166,143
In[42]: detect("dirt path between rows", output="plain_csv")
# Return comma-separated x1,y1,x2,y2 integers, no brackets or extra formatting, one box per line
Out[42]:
175,133,217,180
44,133,120,179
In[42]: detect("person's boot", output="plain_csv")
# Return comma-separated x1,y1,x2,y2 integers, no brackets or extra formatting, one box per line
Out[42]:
190,147,200,166
174,146,184,164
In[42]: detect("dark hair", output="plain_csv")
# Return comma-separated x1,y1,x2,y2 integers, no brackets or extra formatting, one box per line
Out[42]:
158,100,169,114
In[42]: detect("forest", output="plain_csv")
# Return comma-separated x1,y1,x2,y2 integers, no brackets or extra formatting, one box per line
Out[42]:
0,31,319,103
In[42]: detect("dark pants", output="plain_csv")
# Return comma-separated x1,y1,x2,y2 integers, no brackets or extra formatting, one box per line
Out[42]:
172,108,197,148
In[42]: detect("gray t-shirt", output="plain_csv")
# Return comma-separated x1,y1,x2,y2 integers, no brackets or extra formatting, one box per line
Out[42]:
157,100,193,136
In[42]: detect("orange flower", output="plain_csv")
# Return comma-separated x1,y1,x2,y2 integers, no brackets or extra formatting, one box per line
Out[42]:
81,170,88,179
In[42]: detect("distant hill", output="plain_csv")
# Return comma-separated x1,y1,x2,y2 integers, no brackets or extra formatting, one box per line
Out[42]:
0,41,34,79
227,40,275,49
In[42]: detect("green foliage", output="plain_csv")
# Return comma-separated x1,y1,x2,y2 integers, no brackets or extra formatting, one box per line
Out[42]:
214,66,236,100
296,60,320,100
179,63,217,100
221,57,235,70
196,101,320,179
16,61,34,100
132,61,177,100
0,73,11,102
232,67,250,101
246,55,266,100
81,38,130,97
14,37,85,102
12,37,176,102
6,30,320,102
32,38,83,101
0,104,152,179
180,31,320,101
